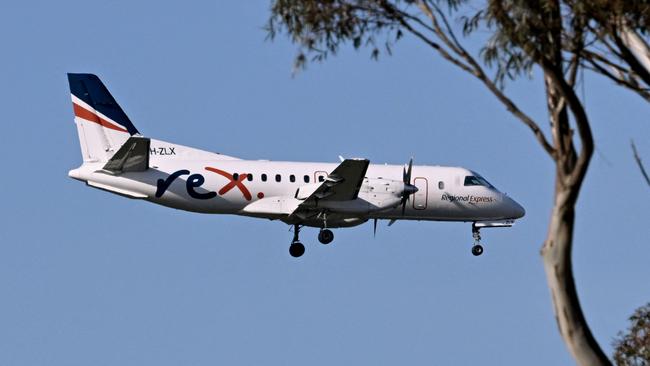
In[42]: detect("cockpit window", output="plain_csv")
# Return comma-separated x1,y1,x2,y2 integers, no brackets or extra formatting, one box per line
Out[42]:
464,175,493,188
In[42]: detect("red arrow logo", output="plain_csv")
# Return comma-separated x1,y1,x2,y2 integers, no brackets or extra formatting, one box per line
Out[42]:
205,167,252,201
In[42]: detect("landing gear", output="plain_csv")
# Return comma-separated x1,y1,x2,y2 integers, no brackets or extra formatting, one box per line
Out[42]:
287,218,335,257
471,223,484,256
471,244,484,256
289,224,305,258
317,211,334,245
318,229,334,245
289,242,305,257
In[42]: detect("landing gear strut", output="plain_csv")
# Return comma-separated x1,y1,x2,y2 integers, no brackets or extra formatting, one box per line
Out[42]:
318,212,334,245
289,224,305,258
471,224,484,256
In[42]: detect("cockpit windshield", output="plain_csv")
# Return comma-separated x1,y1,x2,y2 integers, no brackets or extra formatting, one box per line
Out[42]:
464,175,494,188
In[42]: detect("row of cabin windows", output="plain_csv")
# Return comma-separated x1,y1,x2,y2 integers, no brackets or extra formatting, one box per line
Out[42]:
230,173,326,184
226,175,486,190
228,175,484,190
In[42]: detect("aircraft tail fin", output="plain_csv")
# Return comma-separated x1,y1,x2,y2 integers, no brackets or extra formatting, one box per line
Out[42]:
67,73,141,163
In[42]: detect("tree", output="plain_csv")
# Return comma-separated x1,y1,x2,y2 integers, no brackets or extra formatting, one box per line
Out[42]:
266,1,649,365
574,1,650,102
631,140,650,188
613,303,650,366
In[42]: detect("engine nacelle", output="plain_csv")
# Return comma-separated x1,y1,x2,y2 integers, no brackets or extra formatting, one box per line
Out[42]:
296,177,414,214
358,177,405,212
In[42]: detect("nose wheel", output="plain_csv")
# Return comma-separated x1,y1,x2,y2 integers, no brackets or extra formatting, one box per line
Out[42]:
471,224,484,256
471,244,484,256
289,224,305,258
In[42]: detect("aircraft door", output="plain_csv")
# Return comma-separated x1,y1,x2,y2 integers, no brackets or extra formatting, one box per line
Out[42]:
314,171,328,183
412,177,428,210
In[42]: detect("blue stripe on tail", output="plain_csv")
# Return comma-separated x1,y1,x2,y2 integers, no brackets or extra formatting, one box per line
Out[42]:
67,73,140,135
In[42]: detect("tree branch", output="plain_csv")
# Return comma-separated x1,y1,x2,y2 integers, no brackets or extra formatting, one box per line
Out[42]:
611,30,650,89
582,24,650,102
387,12,474,74
567,54,580,88
583,57,650,102
540,59,594,199
403,0,558,159
631,139,650,188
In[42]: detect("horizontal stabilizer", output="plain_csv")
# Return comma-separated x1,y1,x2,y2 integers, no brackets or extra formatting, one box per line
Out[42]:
87,181,148,199
103,136,150,174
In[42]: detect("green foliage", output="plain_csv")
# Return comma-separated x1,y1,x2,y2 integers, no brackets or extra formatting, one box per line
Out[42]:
475,0,650,89
268,0,650,93
267,0,563,84
613,303,650,366
580,0,650,34
267,0,409,70
476,0,573,85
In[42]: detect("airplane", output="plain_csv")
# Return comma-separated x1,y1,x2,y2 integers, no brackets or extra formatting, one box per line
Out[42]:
66,73,525,258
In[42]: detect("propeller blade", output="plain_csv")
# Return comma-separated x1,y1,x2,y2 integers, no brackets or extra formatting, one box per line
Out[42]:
388,219,397,226
401,157,414,215
404,157,413,184
373,219,378,238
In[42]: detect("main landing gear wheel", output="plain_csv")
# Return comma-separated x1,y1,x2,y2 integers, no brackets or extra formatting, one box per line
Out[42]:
471,223,484,256
318,229,334,245
289,242,305,258
289,224,305,258
471,244,484,256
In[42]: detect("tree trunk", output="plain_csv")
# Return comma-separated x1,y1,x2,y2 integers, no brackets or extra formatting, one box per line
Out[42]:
541,185,611,366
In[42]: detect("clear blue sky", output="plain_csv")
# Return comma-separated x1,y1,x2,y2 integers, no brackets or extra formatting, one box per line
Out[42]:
1,1,648,365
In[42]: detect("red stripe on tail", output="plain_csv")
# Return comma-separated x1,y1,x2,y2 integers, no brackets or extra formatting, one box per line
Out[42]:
73,103,128,133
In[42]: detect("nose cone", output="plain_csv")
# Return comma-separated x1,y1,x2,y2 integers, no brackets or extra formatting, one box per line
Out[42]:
509,198,526,219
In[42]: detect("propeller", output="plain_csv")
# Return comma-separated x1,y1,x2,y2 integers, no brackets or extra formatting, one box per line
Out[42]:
401,157,418,215
373,218,378,238
374,158,418,237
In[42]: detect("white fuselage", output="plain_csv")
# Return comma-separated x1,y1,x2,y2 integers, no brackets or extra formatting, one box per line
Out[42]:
66,72,525,257
69,139,525,228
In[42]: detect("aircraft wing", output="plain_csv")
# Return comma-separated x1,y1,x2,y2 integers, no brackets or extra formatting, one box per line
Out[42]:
288,158,369,219
241,159,369,220
102,136,150,174
307,158,369,202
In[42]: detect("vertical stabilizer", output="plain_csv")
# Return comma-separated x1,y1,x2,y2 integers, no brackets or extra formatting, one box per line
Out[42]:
67,73,140,162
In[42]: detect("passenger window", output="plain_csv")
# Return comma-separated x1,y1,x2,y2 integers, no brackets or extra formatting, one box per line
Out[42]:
290,175,295,183
247,174,253,182
318,176,325,182
275,174,281,182
261,174,267,182
233,173,239,181
304,175,310,183
438,181,444,190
